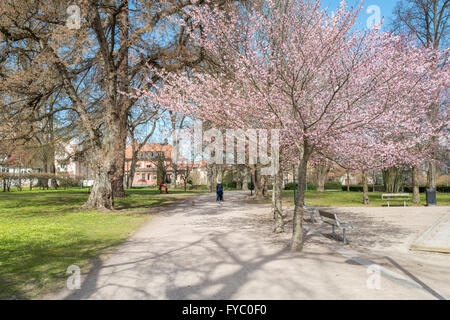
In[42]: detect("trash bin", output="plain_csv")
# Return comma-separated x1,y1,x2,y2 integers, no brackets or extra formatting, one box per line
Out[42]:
426,188,437,206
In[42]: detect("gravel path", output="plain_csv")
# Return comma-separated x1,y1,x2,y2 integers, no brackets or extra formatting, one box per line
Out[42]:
47,191,449,300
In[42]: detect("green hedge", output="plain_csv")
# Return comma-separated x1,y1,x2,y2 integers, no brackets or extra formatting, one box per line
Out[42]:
403,185,450,193
324,182,342,189
284,182,317,190
341,185,449,193
188,184,208,190
225,181,237,189
342,185,385,192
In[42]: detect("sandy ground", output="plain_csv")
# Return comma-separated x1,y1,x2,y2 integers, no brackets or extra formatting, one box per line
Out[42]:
47,191,450,300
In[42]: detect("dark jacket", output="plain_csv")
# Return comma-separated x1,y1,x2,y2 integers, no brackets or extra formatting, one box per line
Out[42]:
216,184,223,195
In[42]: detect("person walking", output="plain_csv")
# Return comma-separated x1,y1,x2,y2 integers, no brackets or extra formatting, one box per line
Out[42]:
216,183,224,202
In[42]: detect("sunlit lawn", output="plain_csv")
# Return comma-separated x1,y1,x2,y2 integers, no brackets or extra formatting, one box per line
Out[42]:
0,189,196,299
269,190,450,207
4,186,208,195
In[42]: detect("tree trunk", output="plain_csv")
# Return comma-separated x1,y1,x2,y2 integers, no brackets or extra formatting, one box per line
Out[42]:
382,167,403,193
39,158,49,189
83,167,114,210
291,143,312,252
315,163,330,192
272,164,284,233
236,167,243,190
372,170,376,192
412,165,420,204
251,165,264,198
362,169,369,205
427,162,437,190
261,175,268,197
127,146,139,189
207,165,216,192
111,0,130,199
346,169,350,191
18,170,22,191
110,121,127,198
242,166,249,190
126,161,136,189
48,103,58,189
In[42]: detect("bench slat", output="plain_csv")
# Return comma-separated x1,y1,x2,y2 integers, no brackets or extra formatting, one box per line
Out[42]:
318,210,336,220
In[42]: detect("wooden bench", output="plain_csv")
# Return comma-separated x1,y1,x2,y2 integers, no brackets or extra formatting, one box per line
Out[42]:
318,210,353,244
303,202,318,223
381,193,410,207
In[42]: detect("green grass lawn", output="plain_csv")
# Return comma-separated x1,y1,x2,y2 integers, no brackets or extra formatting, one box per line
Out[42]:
4,186,209,195
269,190,450,207
0,190,195,299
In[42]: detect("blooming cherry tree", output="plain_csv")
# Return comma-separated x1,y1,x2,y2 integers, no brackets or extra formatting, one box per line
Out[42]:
137,0,448,251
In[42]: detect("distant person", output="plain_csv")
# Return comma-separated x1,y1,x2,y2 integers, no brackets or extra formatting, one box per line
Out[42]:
216,183,224,201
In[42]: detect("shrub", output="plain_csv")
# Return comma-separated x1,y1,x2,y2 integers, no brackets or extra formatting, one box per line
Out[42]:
324,182,342,190
342,185,385,192
284,182,316,190
403,185,450,193
225,181,237,189
188,184,208,190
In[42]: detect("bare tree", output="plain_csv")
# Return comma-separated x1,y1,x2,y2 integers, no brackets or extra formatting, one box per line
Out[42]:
0,0,248,209
126,108,159,189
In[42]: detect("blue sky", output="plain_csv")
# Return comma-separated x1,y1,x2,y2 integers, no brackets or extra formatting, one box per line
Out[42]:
321,0,398,31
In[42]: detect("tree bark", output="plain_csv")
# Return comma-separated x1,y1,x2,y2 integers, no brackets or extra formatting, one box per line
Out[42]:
261,175,268,197
83,167,114,210
412,165,420,204
272,164,284,233
250,165,264,198
111,0,130,198
362,169,369,205
346,169,350,191
126,151,138,189
427,161,437,189
382,167,403,193
207,165,216,192
291,143,312,252
48,102,58,189
315,163,330,192
242,166,249,190
84,120,124,210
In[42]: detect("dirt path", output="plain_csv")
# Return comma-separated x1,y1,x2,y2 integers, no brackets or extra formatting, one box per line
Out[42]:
48,191,449,300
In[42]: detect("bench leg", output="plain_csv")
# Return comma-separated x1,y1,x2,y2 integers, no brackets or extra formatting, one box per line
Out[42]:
387,201,389,207
343,229,347,244
332,225,335,238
